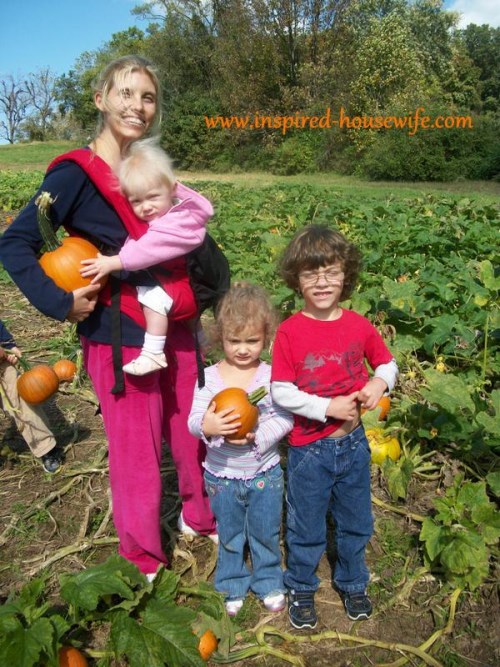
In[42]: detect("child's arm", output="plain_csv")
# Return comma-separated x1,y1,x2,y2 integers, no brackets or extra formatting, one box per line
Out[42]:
357,359,398,410
272,381,359,422
80,253,123,283
118,184,213,272
252,395,293,456
188,381,242,446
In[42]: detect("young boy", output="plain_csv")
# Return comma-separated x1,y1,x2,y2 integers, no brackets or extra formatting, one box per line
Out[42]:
271,225,398,629
0,319,62,473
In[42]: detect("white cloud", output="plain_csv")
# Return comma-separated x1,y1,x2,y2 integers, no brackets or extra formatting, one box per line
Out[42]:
446,0,500,28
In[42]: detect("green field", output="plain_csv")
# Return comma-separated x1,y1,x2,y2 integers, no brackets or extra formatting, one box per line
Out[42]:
1,140,499,666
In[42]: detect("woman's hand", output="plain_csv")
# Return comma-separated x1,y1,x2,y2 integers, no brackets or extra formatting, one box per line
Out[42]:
202,402,242,438
67,284,101,323
325,391,360,421
80,253,122,284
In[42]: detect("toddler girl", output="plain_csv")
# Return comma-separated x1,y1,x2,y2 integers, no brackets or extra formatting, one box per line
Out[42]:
188,283,293,616
81,138,211,375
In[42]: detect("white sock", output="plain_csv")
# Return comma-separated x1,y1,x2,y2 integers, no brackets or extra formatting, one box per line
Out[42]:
143,333,166,355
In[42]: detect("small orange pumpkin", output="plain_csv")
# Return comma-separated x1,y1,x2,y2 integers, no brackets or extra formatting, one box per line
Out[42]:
58,645,89,667
211,386,267,440
17,365,59,404
362,395,391,421
53,359,77,382
36,191,106,293
198,629,218,661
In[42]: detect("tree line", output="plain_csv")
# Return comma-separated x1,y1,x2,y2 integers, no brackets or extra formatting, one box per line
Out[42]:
1,0,499,181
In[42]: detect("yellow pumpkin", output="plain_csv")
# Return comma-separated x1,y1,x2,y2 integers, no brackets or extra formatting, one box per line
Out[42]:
366,428,401,465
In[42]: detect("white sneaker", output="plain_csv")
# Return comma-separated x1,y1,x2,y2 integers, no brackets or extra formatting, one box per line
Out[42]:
263,592,286,612
123,351,167,376
177,512,219,545
225,599,244,616
145,572,157,583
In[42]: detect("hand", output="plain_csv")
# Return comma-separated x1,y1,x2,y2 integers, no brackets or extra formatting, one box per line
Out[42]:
325,391,360,421
202,402,242,438
357,378,387,411
0,345,21,365
67,284,101,323
80,253,122,284
226,432,256,446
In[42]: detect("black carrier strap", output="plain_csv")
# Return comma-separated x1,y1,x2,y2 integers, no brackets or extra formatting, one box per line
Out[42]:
110,275,125,394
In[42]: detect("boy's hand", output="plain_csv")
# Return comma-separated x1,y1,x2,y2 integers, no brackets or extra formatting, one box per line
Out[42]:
325,391,360,421
0,345,21,365
80,253,122,283
357,378,387,411
202,402,242,438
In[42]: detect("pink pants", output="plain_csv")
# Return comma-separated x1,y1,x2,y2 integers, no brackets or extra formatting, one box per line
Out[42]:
81,323,215,574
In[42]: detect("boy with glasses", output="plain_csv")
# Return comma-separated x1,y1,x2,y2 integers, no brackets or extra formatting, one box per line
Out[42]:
271,224,398,628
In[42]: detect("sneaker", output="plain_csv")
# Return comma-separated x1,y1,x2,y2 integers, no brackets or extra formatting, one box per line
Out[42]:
177,512,219,545
288,589,317,629
123,351,167,376
145,572,157,583
340,590,373,620
225,599,244,616
41,447,63,474
263,592,286,612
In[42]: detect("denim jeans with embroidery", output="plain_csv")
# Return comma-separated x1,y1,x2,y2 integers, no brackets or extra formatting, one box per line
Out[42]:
284,424,373,594
204,464,285,601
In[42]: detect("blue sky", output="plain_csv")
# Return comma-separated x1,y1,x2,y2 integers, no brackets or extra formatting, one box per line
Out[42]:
0,0,498,78
0,0,145,77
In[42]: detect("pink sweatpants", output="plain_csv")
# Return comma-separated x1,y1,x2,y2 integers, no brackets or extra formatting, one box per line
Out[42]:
81,323,215,574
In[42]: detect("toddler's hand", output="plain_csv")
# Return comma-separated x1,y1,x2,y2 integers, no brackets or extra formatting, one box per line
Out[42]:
202,402,242,438
80,253,122,284
226,432,256,446
325,391,360,421
0,345,21,365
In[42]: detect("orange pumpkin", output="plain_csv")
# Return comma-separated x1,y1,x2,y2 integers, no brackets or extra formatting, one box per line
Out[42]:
39,237,105,292
361,395,391,421
17,365,59,404
58,645,89,667
211,386,267,440
36,191,106,293
197,629,218,661
53,359,77,382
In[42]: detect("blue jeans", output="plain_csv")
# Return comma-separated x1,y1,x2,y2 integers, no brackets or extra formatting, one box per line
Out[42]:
284,424,373,594
204,464,285,601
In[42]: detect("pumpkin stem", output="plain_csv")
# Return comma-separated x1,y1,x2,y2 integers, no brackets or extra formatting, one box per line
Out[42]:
36,191,61,252
248,386,267,405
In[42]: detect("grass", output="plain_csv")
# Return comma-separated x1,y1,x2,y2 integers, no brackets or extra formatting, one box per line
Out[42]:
1,141,499,204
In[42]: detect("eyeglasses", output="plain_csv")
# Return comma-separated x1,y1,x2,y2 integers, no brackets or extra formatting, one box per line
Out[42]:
299,269,345,286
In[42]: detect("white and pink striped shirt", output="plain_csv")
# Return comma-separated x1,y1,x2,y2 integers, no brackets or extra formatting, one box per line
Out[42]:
188,361,293,480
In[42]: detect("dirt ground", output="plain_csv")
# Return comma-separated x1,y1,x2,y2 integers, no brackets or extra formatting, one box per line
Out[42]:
0,225,499,666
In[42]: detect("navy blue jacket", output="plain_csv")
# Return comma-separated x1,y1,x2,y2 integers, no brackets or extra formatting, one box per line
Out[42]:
0,319,15,349
0,158,146,346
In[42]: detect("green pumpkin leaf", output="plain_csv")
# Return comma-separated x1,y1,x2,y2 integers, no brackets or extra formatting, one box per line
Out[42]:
421,369,475,414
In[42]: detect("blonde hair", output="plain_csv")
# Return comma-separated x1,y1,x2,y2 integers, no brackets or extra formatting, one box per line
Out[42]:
213,282,279,348
92,55,163,137
119,138,176,198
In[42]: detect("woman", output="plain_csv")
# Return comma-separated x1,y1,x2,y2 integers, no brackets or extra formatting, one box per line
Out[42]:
0,56,216,577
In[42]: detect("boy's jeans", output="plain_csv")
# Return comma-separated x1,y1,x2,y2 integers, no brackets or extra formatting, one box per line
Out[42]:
284,424,373,594
204,464,285,601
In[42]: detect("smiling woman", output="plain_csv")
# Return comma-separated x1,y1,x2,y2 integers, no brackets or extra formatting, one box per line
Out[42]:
0,54,217,577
